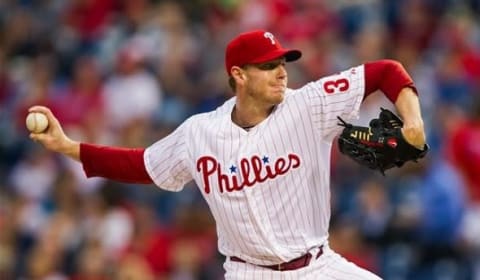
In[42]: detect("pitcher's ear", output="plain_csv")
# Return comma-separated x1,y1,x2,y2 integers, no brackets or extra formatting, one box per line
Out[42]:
230,66,246,83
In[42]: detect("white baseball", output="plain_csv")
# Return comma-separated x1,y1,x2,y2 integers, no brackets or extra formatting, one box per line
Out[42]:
26,112,49,133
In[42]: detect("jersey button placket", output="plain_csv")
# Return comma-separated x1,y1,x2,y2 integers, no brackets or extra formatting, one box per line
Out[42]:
242,133,275,257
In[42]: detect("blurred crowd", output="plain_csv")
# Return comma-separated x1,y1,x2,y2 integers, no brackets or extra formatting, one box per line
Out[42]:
0,0,479,279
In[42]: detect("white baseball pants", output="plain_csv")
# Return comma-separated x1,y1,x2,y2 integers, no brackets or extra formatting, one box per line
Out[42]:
224,245,382,280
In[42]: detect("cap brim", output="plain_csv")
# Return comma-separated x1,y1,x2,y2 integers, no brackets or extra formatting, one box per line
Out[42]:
249,48,302,65
284,49,302,62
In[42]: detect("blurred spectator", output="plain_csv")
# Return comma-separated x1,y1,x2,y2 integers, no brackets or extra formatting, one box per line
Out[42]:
389,0,439,54
96,0,163,71
0,190,15,279
81,183,134,262
114,253,155,280
3,8,39,58
168,205,219,279
381,156,468,279
0,46,19,169
329,215,381,274
153,1,200,125
103,39,163,146
448,97,480,203
13,55,60,138
23,211,76,280
0,1,479,279
71,240,109,280
62,0,116,43
416,159,466,247
122,203,174,277
0,47,13,109
448,96,480,279
8,147,57,201
25,245,67,280
355,178,392,245
52,55,106,140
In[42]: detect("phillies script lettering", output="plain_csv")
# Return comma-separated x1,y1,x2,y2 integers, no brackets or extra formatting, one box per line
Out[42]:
196,154,301,194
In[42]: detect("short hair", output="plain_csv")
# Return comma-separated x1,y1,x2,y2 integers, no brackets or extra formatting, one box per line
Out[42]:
228,76,236,92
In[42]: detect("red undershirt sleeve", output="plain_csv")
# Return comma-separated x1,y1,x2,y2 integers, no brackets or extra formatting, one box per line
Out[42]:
80,143,153,184
364,59,417,103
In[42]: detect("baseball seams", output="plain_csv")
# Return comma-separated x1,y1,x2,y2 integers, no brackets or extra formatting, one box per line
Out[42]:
26,112,49,133
144,66,369,275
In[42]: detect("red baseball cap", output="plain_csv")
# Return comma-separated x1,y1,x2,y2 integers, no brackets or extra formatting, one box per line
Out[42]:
225,30,302,75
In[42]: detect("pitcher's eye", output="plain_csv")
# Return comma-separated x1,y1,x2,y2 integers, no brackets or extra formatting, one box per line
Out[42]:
256,61,283,70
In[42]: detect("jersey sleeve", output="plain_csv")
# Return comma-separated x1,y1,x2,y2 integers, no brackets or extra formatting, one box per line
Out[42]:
144,120,193,192
302,65,365,141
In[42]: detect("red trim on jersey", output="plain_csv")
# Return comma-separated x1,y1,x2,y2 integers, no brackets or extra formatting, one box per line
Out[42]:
364,59,417,102
80,143,153,184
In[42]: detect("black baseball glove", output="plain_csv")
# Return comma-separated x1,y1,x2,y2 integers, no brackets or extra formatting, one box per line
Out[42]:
337,108,429,174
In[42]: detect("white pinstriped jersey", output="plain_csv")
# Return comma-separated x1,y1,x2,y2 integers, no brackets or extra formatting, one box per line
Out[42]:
144,65,365,266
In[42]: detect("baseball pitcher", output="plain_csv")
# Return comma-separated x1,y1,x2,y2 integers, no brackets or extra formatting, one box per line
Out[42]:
29,30,428,279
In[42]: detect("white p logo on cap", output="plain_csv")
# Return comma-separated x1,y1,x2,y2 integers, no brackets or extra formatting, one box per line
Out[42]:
264,32,275,45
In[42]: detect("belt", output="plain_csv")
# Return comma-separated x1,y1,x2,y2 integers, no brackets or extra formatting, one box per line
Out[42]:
230,246,323,271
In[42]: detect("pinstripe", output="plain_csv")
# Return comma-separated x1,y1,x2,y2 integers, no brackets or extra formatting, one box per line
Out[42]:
152,149,188,177
238,129,271,260
254,130,295,260
289,96,321,230
254,140,276,235
283,99,316,232
144,65,372,277
225,245,381,279
262,118,298,249
209,118,244,256
226,120,254,256
293,93,328,230
275,108,310,246
326,255,381,280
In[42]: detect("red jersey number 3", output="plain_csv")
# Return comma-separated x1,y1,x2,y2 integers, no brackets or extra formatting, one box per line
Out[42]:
323,78,349,94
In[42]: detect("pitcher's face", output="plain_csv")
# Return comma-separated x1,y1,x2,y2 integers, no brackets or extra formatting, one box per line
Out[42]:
242,58,288,105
